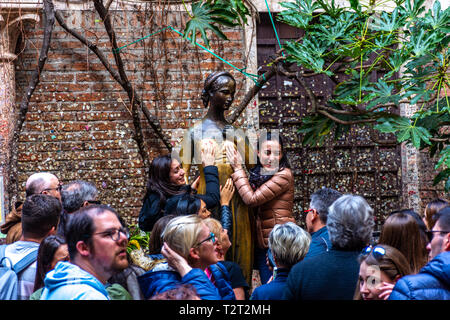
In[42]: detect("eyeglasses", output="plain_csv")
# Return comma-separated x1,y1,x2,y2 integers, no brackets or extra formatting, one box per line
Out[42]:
92,227,129,241
194,232,215,247
40,184,62,194
304,209,314,214
425,230,450,242
86,200,102,205
361,245,386,260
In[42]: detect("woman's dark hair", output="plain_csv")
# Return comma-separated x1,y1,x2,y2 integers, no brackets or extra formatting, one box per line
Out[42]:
424,198,449,230
144,155,185,208
33,235,67,291
248,131,291,189
148,214,176,255
201,71,235,108
173,191,202,216
389,208,428,251
379,212,428,274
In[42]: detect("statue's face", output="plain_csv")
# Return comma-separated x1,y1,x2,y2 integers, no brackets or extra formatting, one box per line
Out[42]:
209,76,236,111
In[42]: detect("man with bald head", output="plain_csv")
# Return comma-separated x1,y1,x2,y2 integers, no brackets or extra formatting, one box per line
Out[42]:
26,172,62,202
1,172,62,243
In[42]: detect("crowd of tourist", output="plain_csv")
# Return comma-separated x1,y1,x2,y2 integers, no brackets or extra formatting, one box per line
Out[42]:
0,130,449,301
0,71,448,301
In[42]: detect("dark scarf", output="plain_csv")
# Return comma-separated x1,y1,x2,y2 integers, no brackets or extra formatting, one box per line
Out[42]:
248,164,279,190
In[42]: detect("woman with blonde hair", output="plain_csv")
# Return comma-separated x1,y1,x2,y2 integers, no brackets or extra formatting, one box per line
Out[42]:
137,214,221,299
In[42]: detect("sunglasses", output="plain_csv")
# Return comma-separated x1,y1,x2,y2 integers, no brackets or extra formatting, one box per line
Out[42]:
361,245,386,260
425,230,450,242
194,232,216,247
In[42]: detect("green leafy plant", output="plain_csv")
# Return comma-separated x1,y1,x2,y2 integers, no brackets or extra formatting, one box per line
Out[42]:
126,224,150,254
183,0,252,48
276,0,450,190
185,0,449,191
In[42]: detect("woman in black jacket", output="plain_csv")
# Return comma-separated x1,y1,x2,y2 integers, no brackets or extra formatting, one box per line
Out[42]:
138,142,220,231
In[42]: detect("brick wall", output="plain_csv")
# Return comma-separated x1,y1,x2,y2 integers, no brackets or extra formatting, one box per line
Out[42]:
14,9,247,225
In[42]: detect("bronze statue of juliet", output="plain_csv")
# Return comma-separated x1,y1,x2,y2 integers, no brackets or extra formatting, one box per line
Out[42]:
179,71,256,283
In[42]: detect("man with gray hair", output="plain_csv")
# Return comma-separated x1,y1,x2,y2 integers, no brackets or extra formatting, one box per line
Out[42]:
284,194,374,300
58,180,99,237
1,172,61,243
304,187,342,259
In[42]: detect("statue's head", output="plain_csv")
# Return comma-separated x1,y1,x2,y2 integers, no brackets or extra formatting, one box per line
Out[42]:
201,71,236,109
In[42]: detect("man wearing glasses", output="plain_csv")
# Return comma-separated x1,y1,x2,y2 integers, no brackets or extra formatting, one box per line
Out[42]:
389,208,450,300
58,180,99,237
1,172,62,244
303,187,342,260
26,172,62,202
40,204,129,300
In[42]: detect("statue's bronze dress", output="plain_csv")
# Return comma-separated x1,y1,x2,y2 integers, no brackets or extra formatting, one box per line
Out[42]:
180,119,256,283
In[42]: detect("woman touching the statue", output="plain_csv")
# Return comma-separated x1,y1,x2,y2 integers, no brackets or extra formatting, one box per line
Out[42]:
138,141,219,232
179,71,256,284
226,131,295,284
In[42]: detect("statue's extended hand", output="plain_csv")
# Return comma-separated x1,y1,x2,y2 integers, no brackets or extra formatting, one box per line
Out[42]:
225,142,243,171
220,178,235,206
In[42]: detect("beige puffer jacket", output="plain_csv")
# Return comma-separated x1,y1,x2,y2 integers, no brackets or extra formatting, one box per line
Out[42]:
231,167,295,249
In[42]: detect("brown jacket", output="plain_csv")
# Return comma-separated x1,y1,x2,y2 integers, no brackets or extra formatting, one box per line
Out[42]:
231,168,295,249
0,202,23,244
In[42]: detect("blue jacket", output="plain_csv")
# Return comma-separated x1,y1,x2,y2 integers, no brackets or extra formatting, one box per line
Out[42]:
208,262,235,300
220,205,232,236
250,268,290,300
139,165,220,231
389,251,450,300
40,261,110,300
304,227,331,260
137,261,221,300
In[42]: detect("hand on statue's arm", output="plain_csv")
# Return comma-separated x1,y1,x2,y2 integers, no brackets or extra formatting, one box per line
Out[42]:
161,242,192,278
191,176,200,190
220,178,235,206
201,140,216,167
225,142,243,171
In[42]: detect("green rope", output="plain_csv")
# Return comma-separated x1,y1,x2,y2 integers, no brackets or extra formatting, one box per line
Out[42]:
114,25,265,86
114,26,171,53
265,0,284,56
